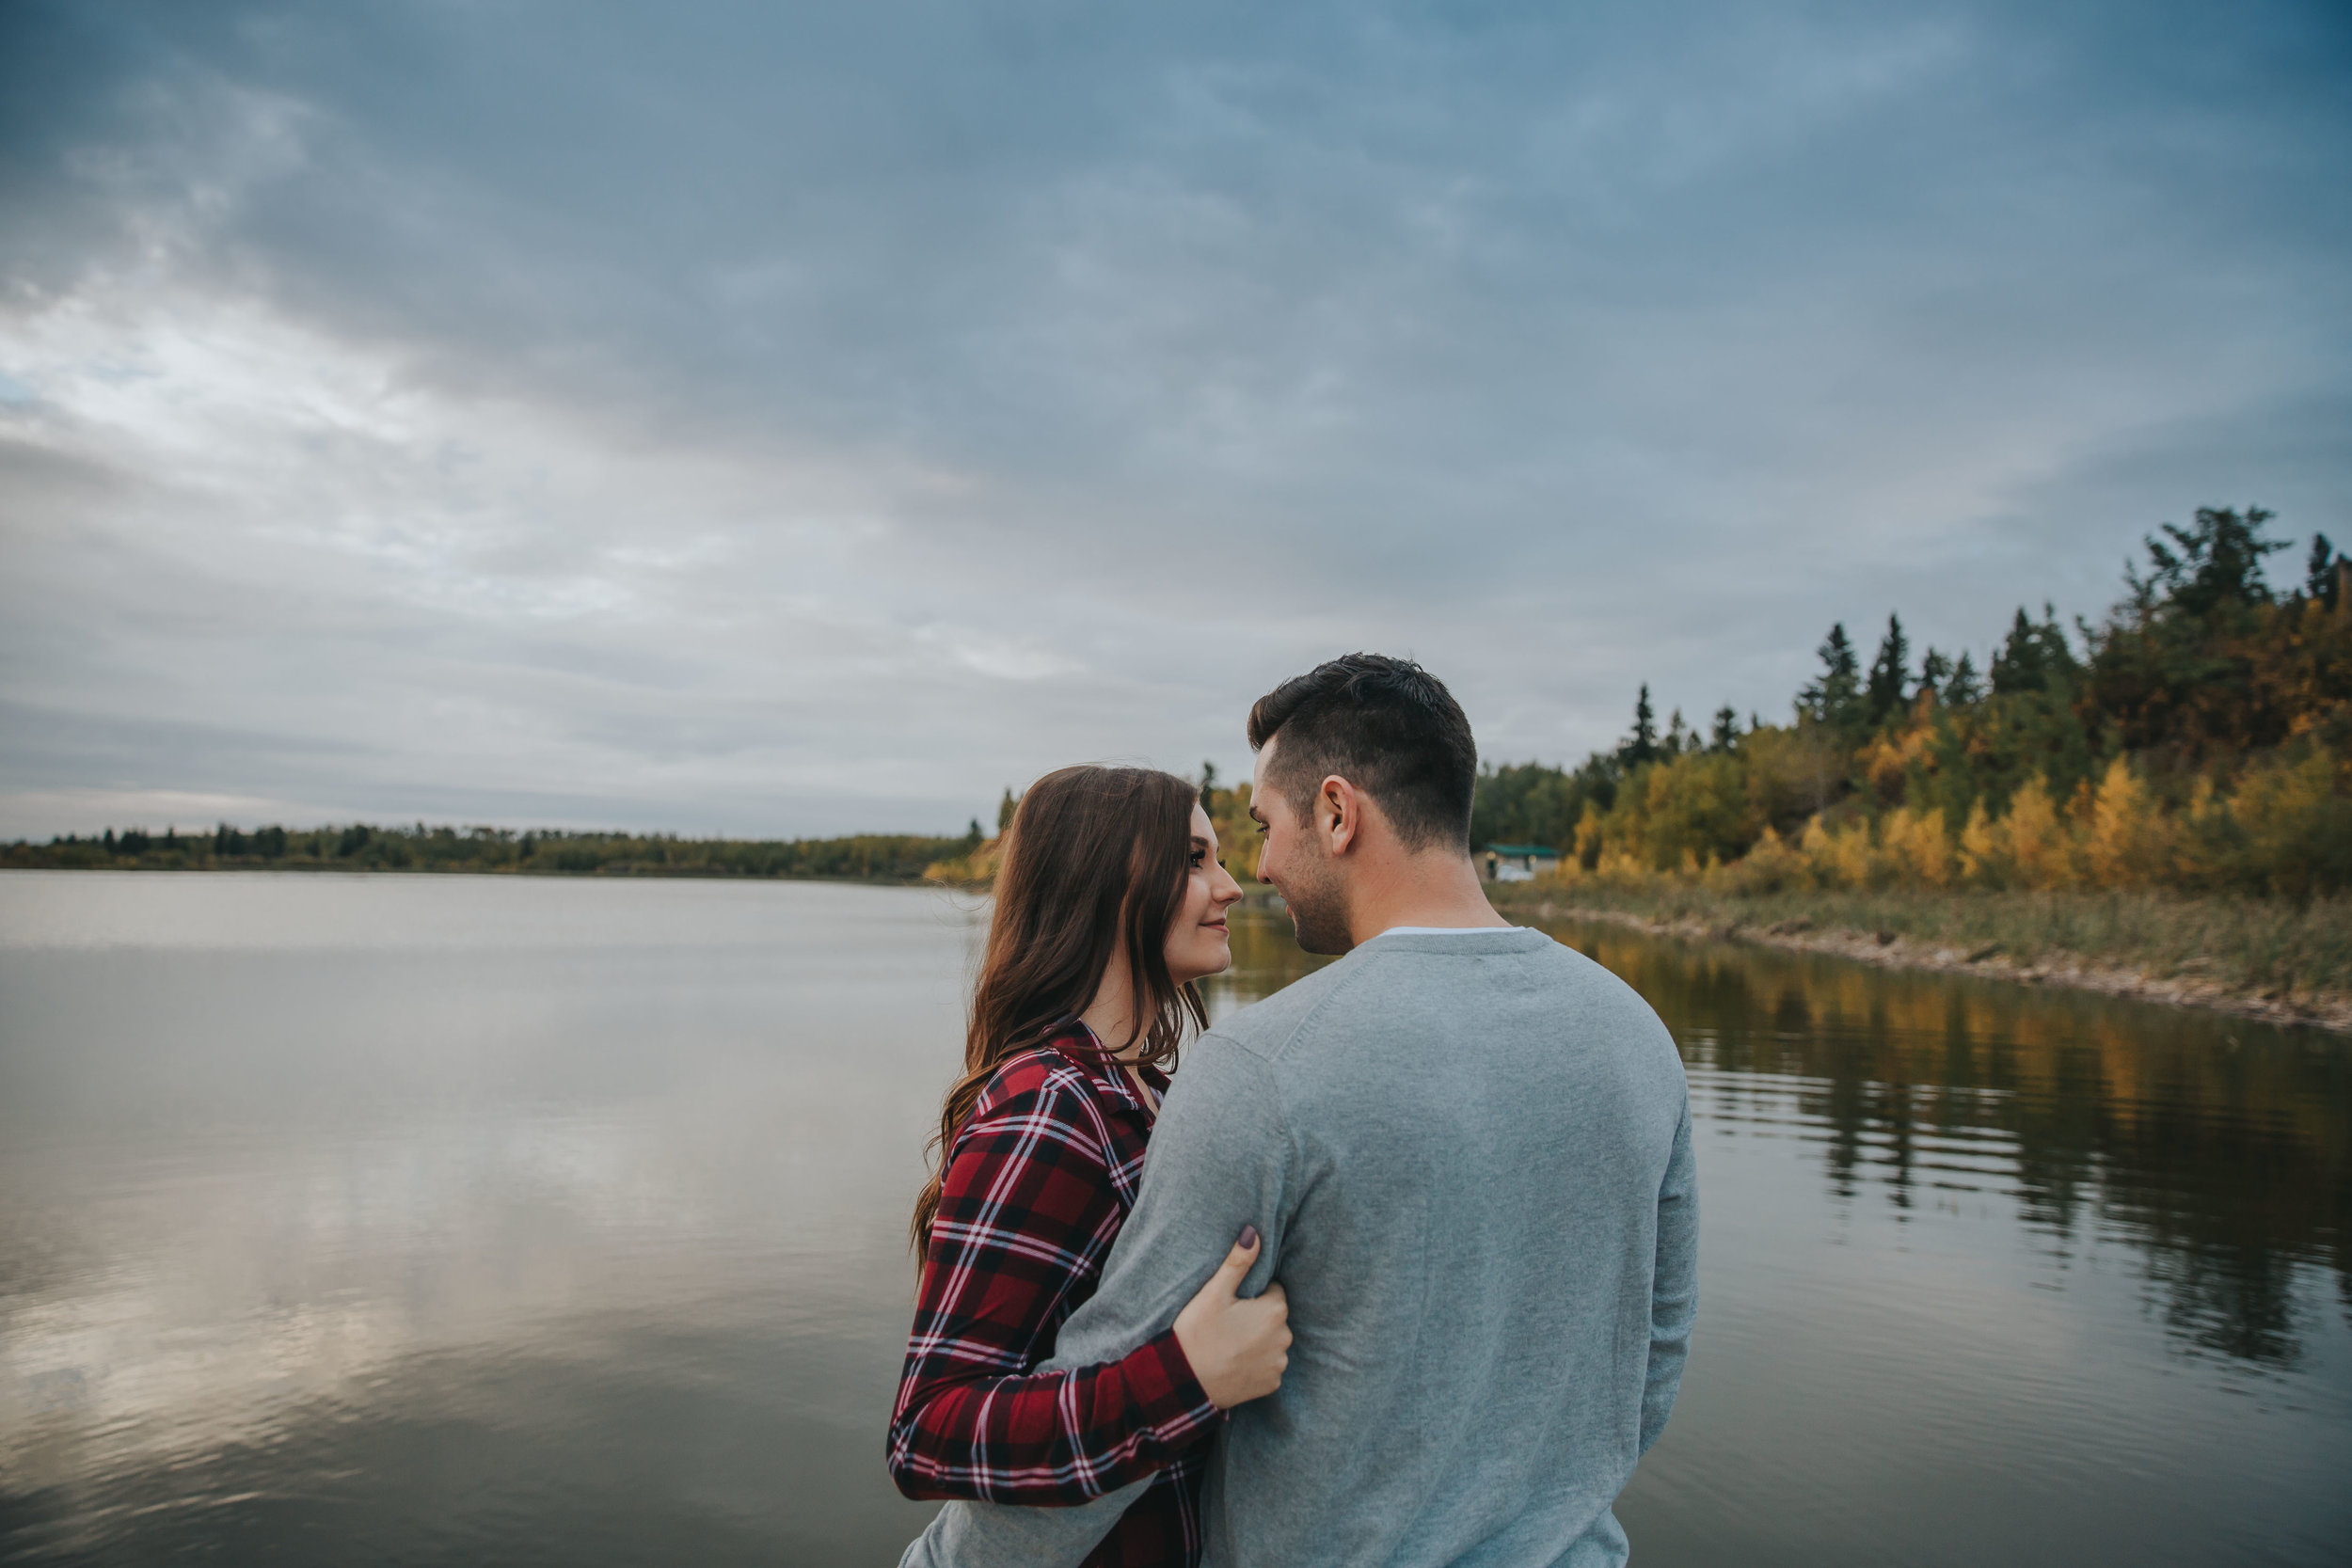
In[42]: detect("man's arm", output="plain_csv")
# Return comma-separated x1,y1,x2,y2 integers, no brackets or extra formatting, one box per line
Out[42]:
1640,1102,1698,1455
1046,1037,1292,1368
898,1035,1293,1568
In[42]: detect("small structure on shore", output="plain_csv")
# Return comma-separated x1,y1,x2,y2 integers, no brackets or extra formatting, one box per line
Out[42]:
1484,844,1562,882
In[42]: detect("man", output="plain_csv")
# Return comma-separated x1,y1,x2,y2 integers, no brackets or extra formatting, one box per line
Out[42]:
908,654,1696,1567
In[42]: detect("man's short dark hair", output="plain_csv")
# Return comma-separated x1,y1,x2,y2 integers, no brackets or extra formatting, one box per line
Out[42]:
1247,654,1476,852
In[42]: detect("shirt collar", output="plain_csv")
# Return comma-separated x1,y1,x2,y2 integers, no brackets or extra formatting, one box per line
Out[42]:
1050,1023,1169,1116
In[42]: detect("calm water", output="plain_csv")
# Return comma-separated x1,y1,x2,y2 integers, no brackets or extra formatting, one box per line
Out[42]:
1,873,2346,1565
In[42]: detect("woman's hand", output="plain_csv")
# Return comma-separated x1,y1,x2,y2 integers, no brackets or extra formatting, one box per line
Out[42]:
1171,1226,1291,1409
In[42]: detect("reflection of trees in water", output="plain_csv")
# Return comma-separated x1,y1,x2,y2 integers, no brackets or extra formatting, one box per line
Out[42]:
1548,919,2352,1371
1205,909,2352,1370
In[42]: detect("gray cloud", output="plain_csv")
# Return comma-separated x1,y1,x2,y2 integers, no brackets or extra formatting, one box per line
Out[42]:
2,0,2347,836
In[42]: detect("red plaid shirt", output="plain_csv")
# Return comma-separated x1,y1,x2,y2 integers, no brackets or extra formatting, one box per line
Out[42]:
889,1033,1220,1567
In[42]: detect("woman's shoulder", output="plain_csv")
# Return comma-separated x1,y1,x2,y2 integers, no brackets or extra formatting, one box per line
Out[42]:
966,1037,1112,1125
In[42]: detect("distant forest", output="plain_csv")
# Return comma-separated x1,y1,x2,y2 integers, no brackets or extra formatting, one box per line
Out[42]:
1468,505,2352,898
13,504,2345,899
3,821,984,882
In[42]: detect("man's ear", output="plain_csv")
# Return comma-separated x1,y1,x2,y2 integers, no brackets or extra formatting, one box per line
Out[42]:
1320,775,1361,856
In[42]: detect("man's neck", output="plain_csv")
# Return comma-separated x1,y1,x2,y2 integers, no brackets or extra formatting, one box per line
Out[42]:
1342,851,1509,947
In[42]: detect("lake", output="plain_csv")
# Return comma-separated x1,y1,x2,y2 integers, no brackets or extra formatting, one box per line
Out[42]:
1,872,2345,1565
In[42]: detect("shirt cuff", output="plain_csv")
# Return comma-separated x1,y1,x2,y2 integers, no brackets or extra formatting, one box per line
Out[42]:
1116,1326,1221,1446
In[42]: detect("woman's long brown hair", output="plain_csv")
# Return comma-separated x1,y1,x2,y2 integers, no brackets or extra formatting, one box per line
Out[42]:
910,765,1209,1257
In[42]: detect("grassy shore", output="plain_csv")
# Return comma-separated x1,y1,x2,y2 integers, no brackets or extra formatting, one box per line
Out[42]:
1486,879,2352,1032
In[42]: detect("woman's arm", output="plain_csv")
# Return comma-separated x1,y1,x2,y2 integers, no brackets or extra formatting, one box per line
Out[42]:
887,1073,1222,1504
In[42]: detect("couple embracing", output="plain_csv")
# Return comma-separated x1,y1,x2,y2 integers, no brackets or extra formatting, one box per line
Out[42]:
888,655,1698,1568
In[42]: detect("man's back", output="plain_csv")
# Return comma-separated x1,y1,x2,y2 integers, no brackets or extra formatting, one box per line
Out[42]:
1019,925,1696,1567
1184,927,1692,1564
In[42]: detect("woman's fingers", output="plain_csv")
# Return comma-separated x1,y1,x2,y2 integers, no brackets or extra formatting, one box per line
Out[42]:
1172,1224,1290,1409
1204,1226,1262,1299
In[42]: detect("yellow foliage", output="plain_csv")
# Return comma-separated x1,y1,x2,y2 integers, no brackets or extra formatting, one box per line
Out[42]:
1206,782,1262,881
2081,756,2171,888
923,836,1005,886
1959,798,1998,884
1512,717,2343,899
1810,816,1877,889
1881,806,1953,888
1858,725,1938,807
2230,749,2352,897
1718,824,1806,894
2001,775,2074,889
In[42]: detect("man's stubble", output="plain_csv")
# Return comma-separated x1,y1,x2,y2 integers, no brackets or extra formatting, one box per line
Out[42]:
1280,839,1352,957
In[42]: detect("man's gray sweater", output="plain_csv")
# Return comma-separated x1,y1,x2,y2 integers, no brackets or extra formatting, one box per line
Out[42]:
903,926,1697,1568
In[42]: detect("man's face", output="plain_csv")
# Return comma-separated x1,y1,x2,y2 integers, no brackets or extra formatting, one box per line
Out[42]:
1250,736,1352,956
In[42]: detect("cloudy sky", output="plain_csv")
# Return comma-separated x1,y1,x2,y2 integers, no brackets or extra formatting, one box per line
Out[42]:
3,0,2346,839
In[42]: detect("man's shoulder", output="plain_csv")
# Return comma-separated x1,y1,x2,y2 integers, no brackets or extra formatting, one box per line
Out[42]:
1227,929,1671,1047
1200,953,1371,1063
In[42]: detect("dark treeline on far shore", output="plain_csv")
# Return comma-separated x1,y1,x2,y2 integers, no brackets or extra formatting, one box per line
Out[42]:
1469,506,2352,899
3,820,986,882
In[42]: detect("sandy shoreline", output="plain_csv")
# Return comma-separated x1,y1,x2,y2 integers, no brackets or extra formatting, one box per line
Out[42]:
1510,897,2352,1035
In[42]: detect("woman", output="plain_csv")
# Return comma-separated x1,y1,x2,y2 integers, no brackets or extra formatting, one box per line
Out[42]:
889,766,1290,1566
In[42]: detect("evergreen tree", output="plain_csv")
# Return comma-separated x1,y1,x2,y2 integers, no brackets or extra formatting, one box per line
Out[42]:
1617,686,1661,767
2306,532,2339,610
2083,505,2295,759
1944,651,1982,705
1198,760,1217,811
1990,605,2078,694
1797,624,1862,733
2130,504,2284,621
1915,647,1951,704
996,788,1019,833
1864,613,1910,727
1709,705,1740,752
1665,708,1690,756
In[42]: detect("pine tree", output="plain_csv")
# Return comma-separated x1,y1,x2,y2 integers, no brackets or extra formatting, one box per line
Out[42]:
2307,532,2338,610
2130,505,2284,621
1915,647,1951,704
1944,651,1983,705
1797,624,1862,734
997,788,1019,833
1199,760,1217,811
1990,605,2078,694
1865,613,1910,726
1709,705,1740,752
1618,686,1661,767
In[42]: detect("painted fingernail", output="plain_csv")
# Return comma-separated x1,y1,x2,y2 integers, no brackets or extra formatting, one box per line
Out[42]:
1239,1224,1260,1249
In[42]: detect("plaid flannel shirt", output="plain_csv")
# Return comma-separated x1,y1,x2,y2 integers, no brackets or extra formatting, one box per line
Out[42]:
889,1034,1220,1568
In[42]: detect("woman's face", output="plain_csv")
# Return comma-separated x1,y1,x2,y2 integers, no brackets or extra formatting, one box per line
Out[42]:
1164,802,1246,986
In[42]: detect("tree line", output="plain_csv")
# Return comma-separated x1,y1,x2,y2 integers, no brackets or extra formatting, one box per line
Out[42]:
1472,506,2352,898
5,820,983,882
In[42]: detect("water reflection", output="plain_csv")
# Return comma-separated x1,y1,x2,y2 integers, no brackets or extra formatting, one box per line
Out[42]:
1208,910,2352,1372
3,879,2346,1566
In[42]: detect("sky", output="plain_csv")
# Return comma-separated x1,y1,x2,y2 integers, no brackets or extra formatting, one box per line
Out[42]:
2,0,2347,839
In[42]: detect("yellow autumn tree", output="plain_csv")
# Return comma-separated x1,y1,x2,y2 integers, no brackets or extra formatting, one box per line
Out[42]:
2080,756,2172,887
1999,775,2075,889
1881,806,1954,887
1958,798,2001,884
